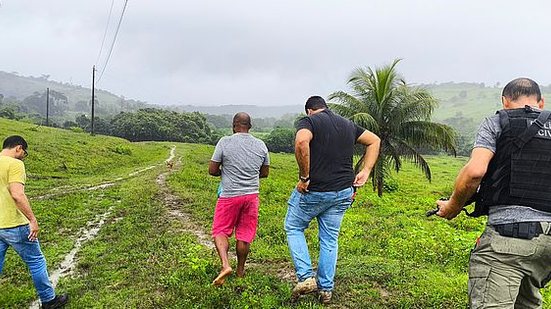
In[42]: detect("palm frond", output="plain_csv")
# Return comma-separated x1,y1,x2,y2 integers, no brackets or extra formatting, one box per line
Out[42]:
394,140,432,181
377,59,402,106
327,103,357,119
328,91,372,117
350,113,380,133
400,121,457,155
382,140,402,172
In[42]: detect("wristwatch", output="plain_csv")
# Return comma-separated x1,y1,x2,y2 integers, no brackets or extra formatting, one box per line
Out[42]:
299,175,310,182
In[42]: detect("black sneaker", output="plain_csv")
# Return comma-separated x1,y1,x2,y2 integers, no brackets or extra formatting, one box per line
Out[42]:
42,294,69,309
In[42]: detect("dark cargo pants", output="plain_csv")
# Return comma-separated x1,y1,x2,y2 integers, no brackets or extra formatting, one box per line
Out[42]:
469,223,551,309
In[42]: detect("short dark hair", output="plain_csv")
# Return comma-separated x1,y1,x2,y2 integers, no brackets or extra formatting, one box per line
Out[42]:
305,96,328,113
233,112,252,129
3,135,28,150
502,78,542,102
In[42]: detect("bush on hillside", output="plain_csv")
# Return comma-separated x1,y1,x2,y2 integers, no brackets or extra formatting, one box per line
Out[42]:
110,108,219,144
264,127,295,153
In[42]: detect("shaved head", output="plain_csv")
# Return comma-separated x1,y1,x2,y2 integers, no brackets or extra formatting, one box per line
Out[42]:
232,112,252,132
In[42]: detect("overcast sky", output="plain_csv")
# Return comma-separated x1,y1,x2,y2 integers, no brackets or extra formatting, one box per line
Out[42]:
1,1,551,106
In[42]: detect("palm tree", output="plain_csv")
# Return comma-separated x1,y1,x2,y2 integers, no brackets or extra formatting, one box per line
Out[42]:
328,59,457,196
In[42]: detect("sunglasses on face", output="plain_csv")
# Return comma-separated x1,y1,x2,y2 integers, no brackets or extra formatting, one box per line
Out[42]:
21,147,28,158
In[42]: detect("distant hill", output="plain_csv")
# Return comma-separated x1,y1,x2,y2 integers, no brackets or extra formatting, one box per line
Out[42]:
175,104,303,119
0,71,118,105
0,71,148,118
4,70,551,131
0,71,303,120
422,82,551,155
427,81,551,122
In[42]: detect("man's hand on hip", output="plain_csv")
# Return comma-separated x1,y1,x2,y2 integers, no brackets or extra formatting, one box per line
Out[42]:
353,170,370,187
296,180,309,194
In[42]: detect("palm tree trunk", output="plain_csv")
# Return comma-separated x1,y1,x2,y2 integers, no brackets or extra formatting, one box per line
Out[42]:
377,177,383,197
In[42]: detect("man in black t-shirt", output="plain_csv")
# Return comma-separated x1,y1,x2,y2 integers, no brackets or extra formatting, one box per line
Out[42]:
284,96,380,304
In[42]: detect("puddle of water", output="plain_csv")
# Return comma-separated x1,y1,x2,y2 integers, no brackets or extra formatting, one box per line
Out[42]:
86,183,115,191
165,146,176,163
128,166,156,177
29,208,113,309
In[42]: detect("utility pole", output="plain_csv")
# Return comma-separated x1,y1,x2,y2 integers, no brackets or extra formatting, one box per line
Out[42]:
91,65,96,135
46,87,49,126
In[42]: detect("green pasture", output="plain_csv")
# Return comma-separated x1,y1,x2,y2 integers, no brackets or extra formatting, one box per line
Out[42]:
168,144,551,308
1,118,550,308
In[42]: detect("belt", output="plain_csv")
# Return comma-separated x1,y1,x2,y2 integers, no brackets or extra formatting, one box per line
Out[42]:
492,222,551,240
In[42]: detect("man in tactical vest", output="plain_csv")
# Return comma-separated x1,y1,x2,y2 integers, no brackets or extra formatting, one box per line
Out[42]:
436,78,551,308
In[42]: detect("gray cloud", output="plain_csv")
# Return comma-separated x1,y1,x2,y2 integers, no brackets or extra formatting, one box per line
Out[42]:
1,0,551,106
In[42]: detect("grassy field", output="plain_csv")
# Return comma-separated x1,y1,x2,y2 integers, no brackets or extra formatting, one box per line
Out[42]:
0,118,169,195
168,144,551,308
0,118,170,307
1,118,550,308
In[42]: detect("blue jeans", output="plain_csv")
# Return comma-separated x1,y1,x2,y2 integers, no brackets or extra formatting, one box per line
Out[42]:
0,224,56,302
284,187,353,291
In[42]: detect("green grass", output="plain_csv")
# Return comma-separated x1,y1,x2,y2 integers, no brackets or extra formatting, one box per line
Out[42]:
2,117,550,308
0,118,171,307
0,118,169,195
167,144,551,308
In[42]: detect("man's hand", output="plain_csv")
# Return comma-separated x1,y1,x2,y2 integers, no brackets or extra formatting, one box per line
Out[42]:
353,170,370,187
208,161,222,176
436,199,462,220
435,148,494,221
28,219,39,241
296,180,309,194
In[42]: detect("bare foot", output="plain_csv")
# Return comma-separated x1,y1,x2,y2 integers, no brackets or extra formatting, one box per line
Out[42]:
212,267,233,286
236,269,245,278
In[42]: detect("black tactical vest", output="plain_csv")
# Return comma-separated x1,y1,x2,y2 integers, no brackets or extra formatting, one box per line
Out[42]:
473,107,551,216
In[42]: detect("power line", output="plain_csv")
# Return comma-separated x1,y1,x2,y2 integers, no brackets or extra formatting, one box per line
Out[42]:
96,0,129,83
95,0,115,66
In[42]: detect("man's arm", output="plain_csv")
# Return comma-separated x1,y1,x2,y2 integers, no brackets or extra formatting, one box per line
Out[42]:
353,130,381,187
295,129,313,193
208,161,222,176
9,183,39,241
437,147,494,219
259,165,269,178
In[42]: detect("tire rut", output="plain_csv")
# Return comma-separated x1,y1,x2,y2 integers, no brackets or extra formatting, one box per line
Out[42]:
32,146,175,201
29,147,176,308
157,149,296,282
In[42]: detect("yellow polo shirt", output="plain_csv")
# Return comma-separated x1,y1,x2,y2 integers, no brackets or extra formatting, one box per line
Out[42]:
0,156,29,228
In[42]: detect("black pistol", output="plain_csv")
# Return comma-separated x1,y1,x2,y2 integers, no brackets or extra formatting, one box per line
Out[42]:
426,198,447,217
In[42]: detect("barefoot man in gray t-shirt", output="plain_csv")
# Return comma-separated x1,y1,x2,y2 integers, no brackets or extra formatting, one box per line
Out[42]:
208,112,269,286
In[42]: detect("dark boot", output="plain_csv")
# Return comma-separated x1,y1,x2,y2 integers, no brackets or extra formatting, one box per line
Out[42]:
42,294,69,309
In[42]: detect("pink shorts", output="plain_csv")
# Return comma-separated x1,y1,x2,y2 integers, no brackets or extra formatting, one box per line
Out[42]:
211,193,259,243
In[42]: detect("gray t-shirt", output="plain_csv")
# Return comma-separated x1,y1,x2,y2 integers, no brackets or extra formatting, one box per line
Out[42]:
211,133,269,198
474,113,551,225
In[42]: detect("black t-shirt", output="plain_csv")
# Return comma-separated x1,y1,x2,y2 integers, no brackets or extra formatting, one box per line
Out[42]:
296,109,366,192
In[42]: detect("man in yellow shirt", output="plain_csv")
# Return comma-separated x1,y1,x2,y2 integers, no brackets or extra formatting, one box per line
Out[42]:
0,136,68,308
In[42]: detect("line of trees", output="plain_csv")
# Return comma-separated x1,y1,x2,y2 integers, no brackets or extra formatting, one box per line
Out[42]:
61,108,220,144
